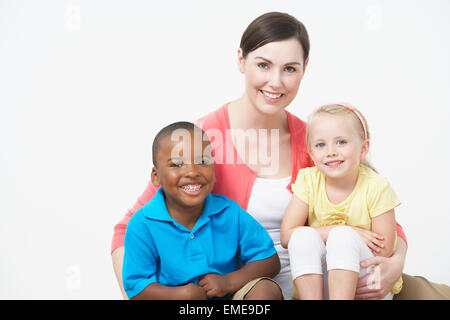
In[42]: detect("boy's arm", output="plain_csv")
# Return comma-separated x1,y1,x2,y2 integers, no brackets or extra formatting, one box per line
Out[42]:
371,208,397,257
131,282,207,300
198,254,280,298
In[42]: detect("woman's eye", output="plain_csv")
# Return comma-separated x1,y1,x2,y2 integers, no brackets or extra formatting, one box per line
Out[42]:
257,62,269,70
285,66,296,73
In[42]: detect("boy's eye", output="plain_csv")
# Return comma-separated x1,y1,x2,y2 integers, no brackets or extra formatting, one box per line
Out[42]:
195,156,213,165
170,161,183,167
315,142,325,148
337,140,347,145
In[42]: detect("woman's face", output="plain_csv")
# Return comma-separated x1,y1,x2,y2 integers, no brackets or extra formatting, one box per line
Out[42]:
238,37,308,116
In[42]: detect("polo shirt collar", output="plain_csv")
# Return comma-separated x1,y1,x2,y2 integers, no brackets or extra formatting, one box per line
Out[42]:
144,188,230,222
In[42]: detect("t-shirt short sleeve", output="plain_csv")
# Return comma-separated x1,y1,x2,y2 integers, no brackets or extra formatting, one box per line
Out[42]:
236,205,277,265
291,168,314,205
367,176,401,219
122,212,159,299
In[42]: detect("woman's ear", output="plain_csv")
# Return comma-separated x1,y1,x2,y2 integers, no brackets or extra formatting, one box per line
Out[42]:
360,139,370,160
237,48,245,74
151,167,161,188
303,57,309,73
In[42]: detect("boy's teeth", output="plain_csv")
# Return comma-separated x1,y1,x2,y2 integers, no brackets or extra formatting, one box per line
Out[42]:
262,91,282,99
182,185,201,191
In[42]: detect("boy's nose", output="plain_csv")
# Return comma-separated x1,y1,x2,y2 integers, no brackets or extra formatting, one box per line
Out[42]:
184,163,201,177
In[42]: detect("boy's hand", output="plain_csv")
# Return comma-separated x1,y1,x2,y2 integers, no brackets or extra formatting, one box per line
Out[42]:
198,273,230,298
182,283,208,300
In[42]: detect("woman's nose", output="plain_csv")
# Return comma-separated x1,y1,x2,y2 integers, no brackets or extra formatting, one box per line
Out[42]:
268,69,283,89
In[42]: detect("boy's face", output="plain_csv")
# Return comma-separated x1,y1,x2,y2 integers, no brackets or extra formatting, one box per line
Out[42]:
151,128,215,211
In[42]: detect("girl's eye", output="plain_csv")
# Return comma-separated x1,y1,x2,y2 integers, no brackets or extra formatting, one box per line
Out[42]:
337,140,347,145
285,66,296,73
257,62,269,70
315,142,325,148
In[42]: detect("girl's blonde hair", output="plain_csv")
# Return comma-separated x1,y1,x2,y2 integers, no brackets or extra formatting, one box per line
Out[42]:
306,103,377,172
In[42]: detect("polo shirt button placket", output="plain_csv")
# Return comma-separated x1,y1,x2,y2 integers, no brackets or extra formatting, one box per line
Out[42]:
190,233,195,240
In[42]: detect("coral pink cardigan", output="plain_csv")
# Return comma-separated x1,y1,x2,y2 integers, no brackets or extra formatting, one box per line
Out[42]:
111,103,407,253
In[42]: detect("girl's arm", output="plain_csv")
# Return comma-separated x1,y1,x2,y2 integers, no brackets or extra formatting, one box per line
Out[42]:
370,209,397,257
280,195,309,248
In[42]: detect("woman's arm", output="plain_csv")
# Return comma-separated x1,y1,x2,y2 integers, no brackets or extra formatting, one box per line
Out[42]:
355,209,406,300
355,237,407,300
111,180,159,298
112,247,128,299
280,195,309,248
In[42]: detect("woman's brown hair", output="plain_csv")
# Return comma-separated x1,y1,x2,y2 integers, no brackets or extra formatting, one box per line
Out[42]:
239,12,310,63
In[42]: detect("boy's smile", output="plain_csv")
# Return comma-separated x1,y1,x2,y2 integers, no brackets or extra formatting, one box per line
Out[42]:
151,128,215,226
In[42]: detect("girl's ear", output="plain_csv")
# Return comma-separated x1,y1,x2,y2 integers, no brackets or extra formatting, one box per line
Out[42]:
360,139,370,160
237,48,245,74
151,167,161,188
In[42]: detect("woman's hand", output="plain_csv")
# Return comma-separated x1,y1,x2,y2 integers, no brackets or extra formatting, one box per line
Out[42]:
355,255,403,300
351,226,384,254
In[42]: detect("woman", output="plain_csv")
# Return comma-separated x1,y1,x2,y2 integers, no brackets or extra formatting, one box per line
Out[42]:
111,12,448,299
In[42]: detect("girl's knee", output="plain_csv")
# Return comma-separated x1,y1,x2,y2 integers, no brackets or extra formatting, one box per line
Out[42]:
326,226,360,251
288,227,323,251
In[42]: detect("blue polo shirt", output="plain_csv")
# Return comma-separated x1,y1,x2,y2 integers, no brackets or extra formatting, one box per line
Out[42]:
122,188,277,298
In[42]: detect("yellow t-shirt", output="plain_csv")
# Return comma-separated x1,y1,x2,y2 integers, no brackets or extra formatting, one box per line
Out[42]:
291,165,403,294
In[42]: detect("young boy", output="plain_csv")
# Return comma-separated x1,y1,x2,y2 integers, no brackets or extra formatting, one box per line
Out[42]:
122,122,282,300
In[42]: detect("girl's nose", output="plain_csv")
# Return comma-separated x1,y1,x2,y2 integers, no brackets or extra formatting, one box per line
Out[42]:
327,145,337,157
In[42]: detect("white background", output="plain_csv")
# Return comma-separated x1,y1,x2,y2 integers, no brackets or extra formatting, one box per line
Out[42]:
0,0,449,299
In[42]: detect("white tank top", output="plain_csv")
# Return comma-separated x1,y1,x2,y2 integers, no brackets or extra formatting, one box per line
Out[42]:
246,175,294,299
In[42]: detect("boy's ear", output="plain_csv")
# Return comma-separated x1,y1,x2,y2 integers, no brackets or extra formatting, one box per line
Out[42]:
151,167,161,188
360,139,370,160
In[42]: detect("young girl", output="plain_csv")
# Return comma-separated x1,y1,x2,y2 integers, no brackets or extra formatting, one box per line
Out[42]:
280,103,403,300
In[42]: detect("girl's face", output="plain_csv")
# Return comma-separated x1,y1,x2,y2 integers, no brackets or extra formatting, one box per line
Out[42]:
308,113,369,181
238,38,308,116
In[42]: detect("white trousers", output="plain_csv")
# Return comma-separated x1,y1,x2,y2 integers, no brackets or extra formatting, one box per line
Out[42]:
288,226,393,300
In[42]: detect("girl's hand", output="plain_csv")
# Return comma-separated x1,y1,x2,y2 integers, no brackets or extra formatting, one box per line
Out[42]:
351,226,384,254
198,273,230,298
355,255,403,300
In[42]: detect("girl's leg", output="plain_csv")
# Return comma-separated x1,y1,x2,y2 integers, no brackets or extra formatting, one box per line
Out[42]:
326,226,375,300
288,227,326,300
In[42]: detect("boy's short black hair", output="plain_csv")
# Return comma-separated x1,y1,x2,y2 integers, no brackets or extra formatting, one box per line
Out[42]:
152,121,207,166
